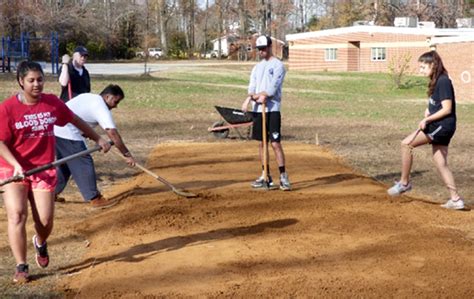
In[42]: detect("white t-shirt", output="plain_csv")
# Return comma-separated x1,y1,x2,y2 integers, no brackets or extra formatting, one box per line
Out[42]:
54,93,116,141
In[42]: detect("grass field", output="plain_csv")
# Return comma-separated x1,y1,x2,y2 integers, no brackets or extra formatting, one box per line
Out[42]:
1,63,473,204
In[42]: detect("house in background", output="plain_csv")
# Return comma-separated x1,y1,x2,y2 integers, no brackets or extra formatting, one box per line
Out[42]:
211,33,286,61
286,25,474,101
211,34,239,57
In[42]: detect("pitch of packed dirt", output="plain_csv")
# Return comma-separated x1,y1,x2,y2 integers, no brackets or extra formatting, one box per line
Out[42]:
2,142,473,297
51,142,472,298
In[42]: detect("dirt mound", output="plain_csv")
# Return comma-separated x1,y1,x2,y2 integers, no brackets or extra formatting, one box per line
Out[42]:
3,142,473,297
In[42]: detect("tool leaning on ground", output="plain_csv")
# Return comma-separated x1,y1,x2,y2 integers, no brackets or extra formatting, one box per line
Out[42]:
112,149,197,198
261,100,272,190
0,141,113,187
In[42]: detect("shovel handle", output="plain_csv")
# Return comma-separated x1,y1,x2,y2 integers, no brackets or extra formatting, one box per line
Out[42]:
261,101,268,182
0,141,113,187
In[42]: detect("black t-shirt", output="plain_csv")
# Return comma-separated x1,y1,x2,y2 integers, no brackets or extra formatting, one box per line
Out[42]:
59,63,91,102
428,74,456,126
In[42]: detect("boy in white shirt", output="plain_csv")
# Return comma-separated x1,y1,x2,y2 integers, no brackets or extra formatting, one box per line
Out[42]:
54,84,136,208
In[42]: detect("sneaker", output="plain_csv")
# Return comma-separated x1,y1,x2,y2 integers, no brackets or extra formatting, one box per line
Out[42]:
32,235,49,269
13,264,30,283
251,175,275,189
441,198,465,210
279,172,292,191
387,181,412,196
90,195,118,209
54,195,66,203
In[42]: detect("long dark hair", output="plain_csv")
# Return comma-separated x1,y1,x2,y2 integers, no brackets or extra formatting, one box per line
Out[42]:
418,51,448,96
16,60,44,89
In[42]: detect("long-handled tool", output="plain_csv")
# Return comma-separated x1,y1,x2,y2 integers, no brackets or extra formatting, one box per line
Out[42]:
0,142,111,187
112,150,197,198
261,101,271,189
68,80,72,100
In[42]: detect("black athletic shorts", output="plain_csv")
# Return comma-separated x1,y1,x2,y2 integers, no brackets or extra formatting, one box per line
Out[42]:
422,120,456,146
252,111,281,142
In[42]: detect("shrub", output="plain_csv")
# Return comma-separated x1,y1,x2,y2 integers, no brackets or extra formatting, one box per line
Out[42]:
388,53,412,89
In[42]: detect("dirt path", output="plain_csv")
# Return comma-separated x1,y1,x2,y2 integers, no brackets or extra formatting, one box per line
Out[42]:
1,142,473,297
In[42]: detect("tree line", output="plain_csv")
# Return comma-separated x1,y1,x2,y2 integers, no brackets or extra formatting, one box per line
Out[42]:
0,0,471,60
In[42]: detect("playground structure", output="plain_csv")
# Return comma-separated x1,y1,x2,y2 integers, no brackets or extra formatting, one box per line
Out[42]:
1,32,59,74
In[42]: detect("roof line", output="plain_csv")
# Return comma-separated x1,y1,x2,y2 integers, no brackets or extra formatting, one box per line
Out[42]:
286,25,474,41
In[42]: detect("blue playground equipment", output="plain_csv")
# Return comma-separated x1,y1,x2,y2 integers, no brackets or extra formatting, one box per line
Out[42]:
1,32,59,74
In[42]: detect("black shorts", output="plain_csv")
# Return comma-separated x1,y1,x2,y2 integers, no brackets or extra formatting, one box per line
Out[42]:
252,112,282,142
422,121,456,146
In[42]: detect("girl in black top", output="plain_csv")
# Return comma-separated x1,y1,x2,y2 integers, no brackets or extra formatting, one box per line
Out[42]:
388,51,464,210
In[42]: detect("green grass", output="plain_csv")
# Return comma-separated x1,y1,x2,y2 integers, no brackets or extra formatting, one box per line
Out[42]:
1,67,473,126
285,72,427,101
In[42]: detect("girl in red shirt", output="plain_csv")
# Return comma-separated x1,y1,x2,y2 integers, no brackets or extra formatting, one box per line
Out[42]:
0,61,111,283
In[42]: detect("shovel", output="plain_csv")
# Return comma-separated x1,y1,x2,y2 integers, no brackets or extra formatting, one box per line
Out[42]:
112,150,197,198
0,142,112,187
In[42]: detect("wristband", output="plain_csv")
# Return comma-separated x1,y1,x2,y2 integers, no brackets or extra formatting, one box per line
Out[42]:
123,151,132,157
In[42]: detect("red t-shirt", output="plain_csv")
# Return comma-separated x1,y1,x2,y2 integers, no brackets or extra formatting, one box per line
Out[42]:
0,93,74,170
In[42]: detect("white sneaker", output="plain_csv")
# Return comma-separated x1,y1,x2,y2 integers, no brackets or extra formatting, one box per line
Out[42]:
387,181,412,196
251,175,274,189
279,172,291,191
441,198,465,210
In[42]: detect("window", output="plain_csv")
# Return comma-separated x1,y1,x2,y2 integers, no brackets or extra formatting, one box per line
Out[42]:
371,47,386,61
325,48,337,61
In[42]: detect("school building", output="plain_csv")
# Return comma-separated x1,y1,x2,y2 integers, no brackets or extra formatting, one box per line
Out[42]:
286,26,474,102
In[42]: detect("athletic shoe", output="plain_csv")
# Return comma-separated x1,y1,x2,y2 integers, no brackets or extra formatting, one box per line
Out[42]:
251,175,275,189
32,235,49,268
279,172,292,191
13,264,30,283
90,195,118,209
387,181,412,196
441,198,465,210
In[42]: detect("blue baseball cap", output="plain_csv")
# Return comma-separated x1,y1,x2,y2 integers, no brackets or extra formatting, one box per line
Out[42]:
74,46,89,56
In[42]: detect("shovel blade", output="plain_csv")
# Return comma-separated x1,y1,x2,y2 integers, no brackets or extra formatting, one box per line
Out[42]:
172,188,198,198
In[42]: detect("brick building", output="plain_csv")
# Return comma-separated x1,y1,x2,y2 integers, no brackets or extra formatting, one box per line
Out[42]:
432,35,474,103
286,26,474,101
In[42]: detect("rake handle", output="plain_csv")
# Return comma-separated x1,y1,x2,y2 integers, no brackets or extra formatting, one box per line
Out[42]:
0,141,113,187
111,149,174,189
111,149,197,198
134,161,174,187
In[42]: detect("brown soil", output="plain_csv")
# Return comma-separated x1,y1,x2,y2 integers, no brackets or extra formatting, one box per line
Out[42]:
3,141,471,297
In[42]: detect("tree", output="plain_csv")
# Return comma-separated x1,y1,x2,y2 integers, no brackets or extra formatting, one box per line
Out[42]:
157,0,179,57
179,0,197,58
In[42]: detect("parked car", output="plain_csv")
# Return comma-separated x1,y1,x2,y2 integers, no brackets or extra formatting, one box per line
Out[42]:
136,48,163,59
